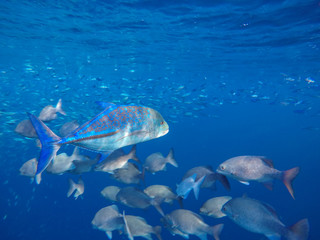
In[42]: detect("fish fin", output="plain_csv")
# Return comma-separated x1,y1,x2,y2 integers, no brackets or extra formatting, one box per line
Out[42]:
35,173,42,184
198,234,207,240
262,181,274,191
97,152,112,164
211,224,224,240
193,175,205,200
261,202,278,219
216,173,231,190
287,218,309,240
261,157,274,168
166,148,178,167
95,101,117,110
239,180,250,185
265,235,280,240
72,147,80,158
153,226,162,240
105,231,112,239
55,99,66,116
122,211,134,240
177,196,184,208
27,113,61,181
282,167,300,199
129,145,140,163
140,167,146,186
78,176,84,186
151,197,165,216
110,204,119,213
67,178,76,197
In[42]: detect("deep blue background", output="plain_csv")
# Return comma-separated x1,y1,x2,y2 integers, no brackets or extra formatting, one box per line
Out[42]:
0,1,319,239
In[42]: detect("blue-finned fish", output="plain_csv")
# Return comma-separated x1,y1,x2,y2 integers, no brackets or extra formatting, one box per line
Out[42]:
27,102,169,184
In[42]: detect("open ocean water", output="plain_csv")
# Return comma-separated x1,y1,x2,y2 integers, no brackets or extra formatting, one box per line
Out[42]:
0,0,319,239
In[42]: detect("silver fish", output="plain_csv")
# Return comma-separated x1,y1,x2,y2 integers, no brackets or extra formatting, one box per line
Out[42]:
19,158,42,183
38,99,66,122
182,166,230,191
112,162,144,185
91,204,124,239
70,154,99,174
116,186,164,216
222,196,309,240
95,145,139,173
15,119,37,138
216,156,300,199
123,213,162,240
59,120,79,137
176,173,205,200
101,186,121,202
143,148,177,174
161,209,223,240
200,196,232,218
144,185,182,207
67,177,84,200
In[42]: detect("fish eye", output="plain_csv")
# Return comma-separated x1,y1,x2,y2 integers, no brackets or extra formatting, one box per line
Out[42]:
160,121,164,125
220,165,225,170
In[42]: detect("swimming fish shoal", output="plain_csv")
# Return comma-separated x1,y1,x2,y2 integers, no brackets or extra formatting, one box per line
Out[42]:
27,102,169,183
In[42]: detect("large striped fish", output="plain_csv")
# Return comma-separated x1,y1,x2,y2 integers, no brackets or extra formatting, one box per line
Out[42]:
28,102,169,183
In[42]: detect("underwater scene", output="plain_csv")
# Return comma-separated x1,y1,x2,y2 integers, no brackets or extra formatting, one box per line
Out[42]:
0,1,319,240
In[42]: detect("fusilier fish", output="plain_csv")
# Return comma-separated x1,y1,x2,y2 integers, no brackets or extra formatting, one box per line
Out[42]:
27,102,169,183
143,149,177,174
67,177,84,199
222,196,309,240
200,196,232,218
38,99,66,122
182,166,230,191
216,156,300,199
161,209,223,240
176,173,205,200
101,186,121,202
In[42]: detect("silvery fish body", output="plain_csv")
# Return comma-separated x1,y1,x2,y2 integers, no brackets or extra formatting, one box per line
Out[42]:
101,186,121,202
222,197,309,240
59,120,79,137
144,185,178,205
19,158,37,178
200,196,232,218
38,99,66,122
67,177,84,199
112,162,143,185
15,119,37,138
143,149,177,174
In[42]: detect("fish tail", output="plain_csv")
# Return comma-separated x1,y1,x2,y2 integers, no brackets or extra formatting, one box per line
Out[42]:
71,147,80,158
129,145,140,163
177,196,184,208
122,211,134,240
140,167,146,186
216,173,231,190
282,167,300,199
67,178,76,197
153,226,162,240
151,197,165,216
27,113,61,183
210,223,224,240
55,99,66,116
166,148,178,167
286,219,309,240
193,175,205,200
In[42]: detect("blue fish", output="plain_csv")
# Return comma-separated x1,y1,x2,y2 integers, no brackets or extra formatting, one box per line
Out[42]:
28,102,169,183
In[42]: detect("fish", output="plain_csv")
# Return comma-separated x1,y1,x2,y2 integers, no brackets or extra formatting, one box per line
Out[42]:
144,185,182,207
67,177,84,200
94,145,140,173
59,120,80,137
19,158,42,183
161,209,223,240
221,196,309,240
112,162,144,185
143,148,177,174
116,186,164,216
200,196,232,218
15,119,38,138
27,102,169,183
101,186,121,202
46,147,80,175
91,204,124,239
182,166,230,191
38,99,66,122
176,173,205,200
216,156,300,199
123,213,162,240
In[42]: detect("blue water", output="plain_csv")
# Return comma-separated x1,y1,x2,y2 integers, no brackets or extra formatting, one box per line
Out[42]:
1,0,319,239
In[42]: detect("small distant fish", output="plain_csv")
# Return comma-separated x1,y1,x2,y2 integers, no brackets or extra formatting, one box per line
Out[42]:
200,196,232,218
19,158,42,183
216,156,300,199
123,213,162,240
91,204,124,239
144,185,182,207
222,196,309,240
38,99,66,122
161,209,223,240
116,186,164,216
112,162,144,185
27,102,169,183
67,177,84,200
94,145,140,173
59,120,80,137
176,173,205,200
182,166,230,191
101,186,121,202
143,148,177,174
15,119,37,138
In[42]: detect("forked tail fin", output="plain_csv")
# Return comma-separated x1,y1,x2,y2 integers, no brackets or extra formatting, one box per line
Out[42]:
166,148,178,167
193,175,205,200
55,99,66,116
211,224,224,240
129,145,140,163
67,178,76,197
286,218,309,240
153,226,162,240
282,167,300,199
27,113,61,183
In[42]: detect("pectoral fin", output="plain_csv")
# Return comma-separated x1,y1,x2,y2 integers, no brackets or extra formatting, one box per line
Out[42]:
239,180,250,185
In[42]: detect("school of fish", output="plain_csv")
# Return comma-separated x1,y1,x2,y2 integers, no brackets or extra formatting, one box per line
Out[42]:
17,100,309,240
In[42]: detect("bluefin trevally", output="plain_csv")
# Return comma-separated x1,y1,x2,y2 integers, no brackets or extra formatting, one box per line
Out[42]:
27,102,169,183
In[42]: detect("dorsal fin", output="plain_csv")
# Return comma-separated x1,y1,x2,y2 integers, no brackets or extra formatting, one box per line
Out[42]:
261,157,274,168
